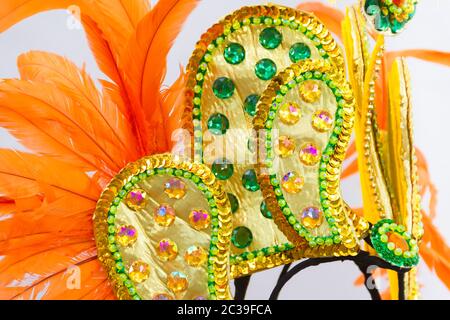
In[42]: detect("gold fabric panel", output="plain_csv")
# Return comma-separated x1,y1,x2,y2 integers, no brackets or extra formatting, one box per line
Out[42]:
201,25,324,254
115,175,211,300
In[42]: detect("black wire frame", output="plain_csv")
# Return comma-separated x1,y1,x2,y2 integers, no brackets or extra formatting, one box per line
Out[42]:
233,250,411,300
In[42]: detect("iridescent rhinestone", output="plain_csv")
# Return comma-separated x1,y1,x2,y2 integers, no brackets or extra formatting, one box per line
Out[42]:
156,239,178,262
312,110,333,132
281,171,304,194
116,225,137,247
164,178,186,199
260,201,273,219
289,42,311,62
244,94,260,117
128,260,150,283
194,296,207,300
207,113,229,135
152,293,173,300
231,226,253,249
299,80,322,103
299,143,321,166
154,204,176,227
277,136,296,158
255,58,277,80
211,158,234,180
259,27,282,49
279,102,301,125
167,271,189,293
125,189,147,210
184,245,208,267
242,169,260,192
212,77,235,99
301,207,323,229
224,42,245,65
188,209,210,230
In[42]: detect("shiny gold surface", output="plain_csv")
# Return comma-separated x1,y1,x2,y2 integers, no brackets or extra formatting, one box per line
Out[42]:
93,154,233,300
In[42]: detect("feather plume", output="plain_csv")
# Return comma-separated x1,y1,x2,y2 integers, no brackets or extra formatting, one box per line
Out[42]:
120,0,199,153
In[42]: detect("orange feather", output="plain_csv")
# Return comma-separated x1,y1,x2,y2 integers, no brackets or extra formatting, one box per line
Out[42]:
120,0,199,153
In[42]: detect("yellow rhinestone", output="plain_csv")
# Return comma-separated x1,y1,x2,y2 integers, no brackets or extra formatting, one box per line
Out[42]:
152,293,173,300
277,136,296,158
188,209,211,230
299,143,321,166
125,189,147,210
299,80,321,103
128,260,150,283
156,239,178,262
184,245,208,267
167,271,189,293
154,204,176,227
164,178,186,199
279,102,301,125
301,206,323,228
281,171,304,194
116,225,138,247
312,110,333,132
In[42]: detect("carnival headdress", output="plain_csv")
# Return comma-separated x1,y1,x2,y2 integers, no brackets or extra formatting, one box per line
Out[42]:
0,0,448,300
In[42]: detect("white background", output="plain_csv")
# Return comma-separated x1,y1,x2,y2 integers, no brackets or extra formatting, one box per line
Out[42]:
0,0,449,299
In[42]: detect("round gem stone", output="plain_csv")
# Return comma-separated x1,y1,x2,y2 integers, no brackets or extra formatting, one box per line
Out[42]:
125,189,147,210
212,158,234,180
224,42,245,65
167,271,189,293
207,113,229,135
255,59,277,80
299,80,322,103
164,178,186,199
128,260,150,283
244,94,260,116
299,143,321,166
289,42,311,62
231,226,253,249
312,110,333,132
259,27,282,49
188,209,210,230
154,204,176,227
260,201,273,219
242,169,260,192
156,239,178,262
212,77,235,99
301,207,323,229
277,136,296,158
228,193,239,213
116,225,138,247
152,293,173,300
387,232,409,252
279,102,301,125
281,171,304,194
184,245,207,267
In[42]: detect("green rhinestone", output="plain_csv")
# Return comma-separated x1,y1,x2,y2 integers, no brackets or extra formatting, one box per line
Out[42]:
224,42,245,65
289,43,311,62
211,158,234,180
244,94,260,116
228,193,239,213
242,169,260,192
212,77,235,99
231,226,253,249
259,27,282,49
260,201,273,219
255,59,277,80
375,13,390,32
207,113,229,135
